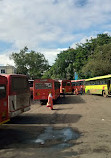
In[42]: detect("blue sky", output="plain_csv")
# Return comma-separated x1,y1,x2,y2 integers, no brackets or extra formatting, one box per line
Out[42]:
0,0,111,66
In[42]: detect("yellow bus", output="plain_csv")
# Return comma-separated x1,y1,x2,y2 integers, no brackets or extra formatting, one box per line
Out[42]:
85,74,111,97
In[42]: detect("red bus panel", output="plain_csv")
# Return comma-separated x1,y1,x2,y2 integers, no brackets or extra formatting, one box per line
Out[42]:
59,80,72,94
33,79,60,101
0,75,9,124
1,74,31,118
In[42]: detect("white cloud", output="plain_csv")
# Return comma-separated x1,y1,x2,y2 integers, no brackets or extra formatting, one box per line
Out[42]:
0,48,67,66
39,48,67,65
0,0,111,47
0,0,111,65
0,53,14,66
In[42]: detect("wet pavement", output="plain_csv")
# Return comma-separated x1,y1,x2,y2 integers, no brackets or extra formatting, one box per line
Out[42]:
33,127,80,149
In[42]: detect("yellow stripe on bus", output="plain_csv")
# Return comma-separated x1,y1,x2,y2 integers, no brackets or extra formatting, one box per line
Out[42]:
0,119,10,125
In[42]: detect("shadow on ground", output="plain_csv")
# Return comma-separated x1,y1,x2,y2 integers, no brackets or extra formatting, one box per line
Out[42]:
6,113,82,124
55,95,86,105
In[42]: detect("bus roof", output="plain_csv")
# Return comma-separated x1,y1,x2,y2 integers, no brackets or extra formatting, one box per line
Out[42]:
34,79,59,82
1,74,27,78
85,74,111,81
71,79,85,82
58,80,71,82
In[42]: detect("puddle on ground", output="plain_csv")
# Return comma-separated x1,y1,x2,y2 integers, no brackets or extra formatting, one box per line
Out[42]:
33,127,80,149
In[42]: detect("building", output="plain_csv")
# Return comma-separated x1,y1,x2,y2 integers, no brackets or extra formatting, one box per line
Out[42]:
0,66,16,74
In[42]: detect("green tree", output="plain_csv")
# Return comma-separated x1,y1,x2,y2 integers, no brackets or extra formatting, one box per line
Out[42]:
74,33,111,78
42,33,111,80
42,48,76,79
82,43,111,78
10,47,50,79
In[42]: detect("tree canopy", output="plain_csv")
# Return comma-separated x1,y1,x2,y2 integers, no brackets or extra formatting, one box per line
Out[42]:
42,48,76,79
82,43,111,78
43,33,111,79
10,47,50,79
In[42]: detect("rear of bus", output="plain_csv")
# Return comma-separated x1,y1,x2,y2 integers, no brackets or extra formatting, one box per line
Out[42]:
76,80,85,94
3,74,31,118
60,80,72,94
33,79,60,104
71,80,85,94
0,75,9,124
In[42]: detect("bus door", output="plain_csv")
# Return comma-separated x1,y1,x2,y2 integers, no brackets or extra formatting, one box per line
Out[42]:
0,76,9,124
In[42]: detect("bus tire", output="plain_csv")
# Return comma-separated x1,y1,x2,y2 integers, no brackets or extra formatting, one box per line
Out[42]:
102,91,108,98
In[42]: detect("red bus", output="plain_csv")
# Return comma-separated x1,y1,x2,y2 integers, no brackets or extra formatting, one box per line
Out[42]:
59,80,73,94
33,79,60,104
2,74,31,118
71,79,85,94
0,75,9,124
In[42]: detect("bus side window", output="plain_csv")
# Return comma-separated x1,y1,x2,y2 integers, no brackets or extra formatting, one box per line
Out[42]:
79,82,82,85
0,85,6,98
67,82,71,86
63,82,66,86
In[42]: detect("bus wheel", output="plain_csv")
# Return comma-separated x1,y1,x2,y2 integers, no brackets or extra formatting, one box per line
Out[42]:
103,91,108,98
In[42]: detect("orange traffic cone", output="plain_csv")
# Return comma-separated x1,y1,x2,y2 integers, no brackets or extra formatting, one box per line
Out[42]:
46,93,53,110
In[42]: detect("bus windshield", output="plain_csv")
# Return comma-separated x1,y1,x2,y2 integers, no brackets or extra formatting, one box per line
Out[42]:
67,82,71,86
12,77,29,92
35,82,52,89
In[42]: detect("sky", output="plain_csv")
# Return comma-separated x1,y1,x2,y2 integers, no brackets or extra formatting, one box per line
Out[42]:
0,0,111,66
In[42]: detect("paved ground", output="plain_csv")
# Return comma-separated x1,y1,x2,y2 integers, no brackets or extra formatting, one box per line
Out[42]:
0,94,111,158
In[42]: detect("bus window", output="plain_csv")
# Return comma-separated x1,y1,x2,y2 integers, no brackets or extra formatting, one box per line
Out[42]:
0,85,6,98
63,82,66,86
35,82,52,89
12,77,29,92
67,82,71,86
0,75,9,124
54,82,60,90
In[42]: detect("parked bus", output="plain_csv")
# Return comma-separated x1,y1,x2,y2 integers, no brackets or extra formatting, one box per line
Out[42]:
85,74,111,97
28,79,34,97
59,80,72,94
0,75,9,124
71,79,85,94
2,74,31,117
33,79,60,104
